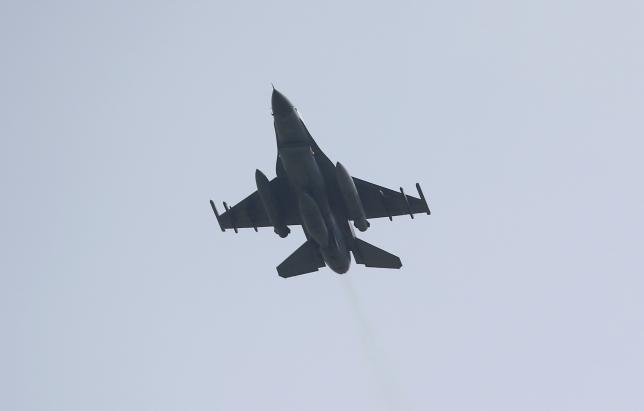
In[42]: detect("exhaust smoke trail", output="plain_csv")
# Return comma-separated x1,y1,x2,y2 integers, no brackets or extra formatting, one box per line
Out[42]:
340,277,407,411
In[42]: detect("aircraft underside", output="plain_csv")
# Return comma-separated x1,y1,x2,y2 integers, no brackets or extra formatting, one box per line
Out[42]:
210,88,430,278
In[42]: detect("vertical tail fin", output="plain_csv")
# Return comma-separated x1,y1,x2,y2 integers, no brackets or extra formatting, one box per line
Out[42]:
352,238,402,269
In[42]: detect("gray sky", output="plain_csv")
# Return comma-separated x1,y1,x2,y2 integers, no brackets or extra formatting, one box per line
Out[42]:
1,1,643,410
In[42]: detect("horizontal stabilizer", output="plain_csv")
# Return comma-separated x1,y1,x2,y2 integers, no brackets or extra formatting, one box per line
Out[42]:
277,240,325,278
352,238,402,269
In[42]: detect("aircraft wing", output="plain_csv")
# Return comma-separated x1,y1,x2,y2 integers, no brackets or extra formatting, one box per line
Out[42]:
353,177,431,220
210,177,299,232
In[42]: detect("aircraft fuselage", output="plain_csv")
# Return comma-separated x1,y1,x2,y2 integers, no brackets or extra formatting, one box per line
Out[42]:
272,89,352,274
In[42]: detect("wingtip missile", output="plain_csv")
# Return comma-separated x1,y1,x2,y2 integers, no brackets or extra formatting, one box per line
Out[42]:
210,200,226,232
415,183,431,215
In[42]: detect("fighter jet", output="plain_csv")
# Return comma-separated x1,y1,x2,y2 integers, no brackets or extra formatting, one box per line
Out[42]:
210,88,430,278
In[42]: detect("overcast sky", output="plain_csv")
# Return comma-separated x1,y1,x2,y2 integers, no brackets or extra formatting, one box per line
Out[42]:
1,1,643,410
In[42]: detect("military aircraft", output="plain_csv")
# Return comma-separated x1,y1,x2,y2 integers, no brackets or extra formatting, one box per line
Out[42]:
210,88,430,278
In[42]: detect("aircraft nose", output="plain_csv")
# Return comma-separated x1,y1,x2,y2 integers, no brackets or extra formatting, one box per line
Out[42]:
271,87,294,116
